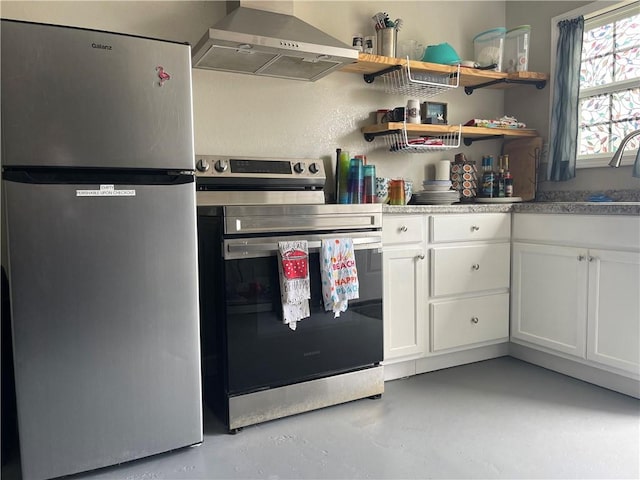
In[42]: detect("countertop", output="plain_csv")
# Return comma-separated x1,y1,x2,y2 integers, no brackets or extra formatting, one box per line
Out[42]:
383,201,640,216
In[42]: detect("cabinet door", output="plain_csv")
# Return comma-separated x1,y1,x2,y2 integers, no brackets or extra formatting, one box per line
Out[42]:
383,246,426,361
511,243,587,358
587,249,640,374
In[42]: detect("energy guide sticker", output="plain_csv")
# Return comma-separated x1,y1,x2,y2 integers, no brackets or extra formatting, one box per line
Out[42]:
76,185,136,197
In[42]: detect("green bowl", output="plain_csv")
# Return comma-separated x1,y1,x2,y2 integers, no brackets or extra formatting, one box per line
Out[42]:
422,43,461,65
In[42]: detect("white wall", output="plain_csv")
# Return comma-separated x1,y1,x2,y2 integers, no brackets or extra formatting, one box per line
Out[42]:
3,0,633,194
1,0,507,197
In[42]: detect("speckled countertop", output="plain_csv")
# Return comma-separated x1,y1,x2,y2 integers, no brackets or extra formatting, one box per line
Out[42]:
383,203,513,214
384,197,640,216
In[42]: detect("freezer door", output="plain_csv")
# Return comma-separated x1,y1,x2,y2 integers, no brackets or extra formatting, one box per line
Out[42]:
4,180,202,480
1,20,194,170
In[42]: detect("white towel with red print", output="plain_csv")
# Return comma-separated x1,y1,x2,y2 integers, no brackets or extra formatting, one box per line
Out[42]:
278,240,310,330
320,238,359,317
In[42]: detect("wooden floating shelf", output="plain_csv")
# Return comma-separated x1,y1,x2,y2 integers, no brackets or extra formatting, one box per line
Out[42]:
361,123,539,146
341,54,549,90
362,123,539,138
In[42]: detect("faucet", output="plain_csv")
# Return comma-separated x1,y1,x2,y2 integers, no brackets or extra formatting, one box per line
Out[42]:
609,129,640,168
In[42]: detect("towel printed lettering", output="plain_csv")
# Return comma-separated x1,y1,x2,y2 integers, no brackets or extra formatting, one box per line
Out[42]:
320,238,359,317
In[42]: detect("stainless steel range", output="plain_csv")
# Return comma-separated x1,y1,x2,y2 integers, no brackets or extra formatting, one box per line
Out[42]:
195,155,384,433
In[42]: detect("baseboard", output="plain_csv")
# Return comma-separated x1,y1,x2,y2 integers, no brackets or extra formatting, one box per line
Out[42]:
383,343,509,381
509,343,640,399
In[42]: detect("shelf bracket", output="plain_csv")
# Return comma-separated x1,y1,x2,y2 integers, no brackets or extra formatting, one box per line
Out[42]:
364,129,402,142
363,64,402,84
464,78,547,95
463,135,504,146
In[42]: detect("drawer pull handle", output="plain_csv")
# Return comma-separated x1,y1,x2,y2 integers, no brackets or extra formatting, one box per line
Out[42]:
471,225,480,231
400,225,408,232
578,255,586,261
471,317,479,324
417,254,425,260
472,263,480,271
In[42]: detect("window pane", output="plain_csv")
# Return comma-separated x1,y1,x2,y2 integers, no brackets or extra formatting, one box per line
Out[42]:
579,124,610,155
611,88,640,121
615,14,640,49
582,23,614,59
577,6,640,163
614,47,640,81
580,94,609,125
612,118,640,151
580,55,613,87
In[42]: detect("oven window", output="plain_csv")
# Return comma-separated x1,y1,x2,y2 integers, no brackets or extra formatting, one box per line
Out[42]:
223,248,383,395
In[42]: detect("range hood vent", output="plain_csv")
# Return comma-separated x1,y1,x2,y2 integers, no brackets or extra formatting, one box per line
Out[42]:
191,4,359,81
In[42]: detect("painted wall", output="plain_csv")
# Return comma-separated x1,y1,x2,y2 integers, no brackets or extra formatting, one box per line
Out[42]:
1,0,635,195
1,0,507,198
505,0,639,192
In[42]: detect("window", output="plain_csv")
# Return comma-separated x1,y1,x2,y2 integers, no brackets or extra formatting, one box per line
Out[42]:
551,1,640,168
579,3,640,166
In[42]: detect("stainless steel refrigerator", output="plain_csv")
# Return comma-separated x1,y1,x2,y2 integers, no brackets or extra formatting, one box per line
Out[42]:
1,20,203,480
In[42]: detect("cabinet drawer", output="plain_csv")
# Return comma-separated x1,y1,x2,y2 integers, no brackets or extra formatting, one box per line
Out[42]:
431,243,510,296
383,215,424,245
430,213,510,243
431,293,509,352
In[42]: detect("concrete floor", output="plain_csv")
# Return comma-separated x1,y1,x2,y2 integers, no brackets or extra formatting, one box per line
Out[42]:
3,357,639,479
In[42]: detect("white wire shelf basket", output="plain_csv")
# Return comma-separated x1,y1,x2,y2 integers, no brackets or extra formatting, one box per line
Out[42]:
381,123,462,153
379,60,460,98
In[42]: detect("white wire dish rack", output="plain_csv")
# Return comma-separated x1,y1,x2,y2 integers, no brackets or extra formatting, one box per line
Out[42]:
372,123,462,153
371,60,460,98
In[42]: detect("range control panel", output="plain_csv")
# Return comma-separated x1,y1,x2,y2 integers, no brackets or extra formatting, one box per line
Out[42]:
195,155,326,182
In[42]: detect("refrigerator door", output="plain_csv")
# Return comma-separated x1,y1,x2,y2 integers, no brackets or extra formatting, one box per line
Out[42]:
4,179,202,480
1,20,194,170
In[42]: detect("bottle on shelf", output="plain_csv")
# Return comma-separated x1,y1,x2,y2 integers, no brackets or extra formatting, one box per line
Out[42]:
495,155,505,198
480,155,495,198
503,154,513,197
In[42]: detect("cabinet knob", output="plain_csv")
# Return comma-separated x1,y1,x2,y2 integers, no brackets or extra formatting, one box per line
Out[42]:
400,225,408,232
578,255,586,261
472,263,480,271
588,256,596,262
471,317,479,324
471,225,480,231
417,254,425,260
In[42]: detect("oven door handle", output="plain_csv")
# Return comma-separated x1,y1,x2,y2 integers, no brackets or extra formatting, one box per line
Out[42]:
224,235,382,259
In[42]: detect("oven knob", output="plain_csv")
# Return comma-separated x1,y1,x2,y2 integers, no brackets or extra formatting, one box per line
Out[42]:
309,162,320,174
214,159,229,173
196,159,209,172
293,162,305,174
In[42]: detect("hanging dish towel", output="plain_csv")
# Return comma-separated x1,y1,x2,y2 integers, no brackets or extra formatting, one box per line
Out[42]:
278,240,311,330
320,238,359,317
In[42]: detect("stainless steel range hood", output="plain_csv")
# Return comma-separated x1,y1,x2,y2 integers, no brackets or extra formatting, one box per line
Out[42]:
191,2,359,81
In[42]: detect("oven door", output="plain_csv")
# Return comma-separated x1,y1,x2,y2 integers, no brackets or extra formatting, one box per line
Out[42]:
222,232,383,396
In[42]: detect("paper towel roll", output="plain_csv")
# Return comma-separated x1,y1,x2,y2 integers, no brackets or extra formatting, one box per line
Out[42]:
436,160,451,181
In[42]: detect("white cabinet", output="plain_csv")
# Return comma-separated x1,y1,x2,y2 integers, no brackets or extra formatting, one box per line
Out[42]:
431,293,509,352
382,215,426,362
511,243,588,357
587,249,640,373
511,214,640,378
427,213,511,354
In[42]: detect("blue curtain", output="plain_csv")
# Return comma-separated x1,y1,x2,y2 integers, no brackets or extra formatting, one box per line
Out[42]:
546,17,584,181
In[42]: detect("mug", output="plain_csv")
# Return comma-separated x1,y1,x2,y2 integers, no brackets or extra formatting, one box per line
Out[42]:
383,107,405,122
